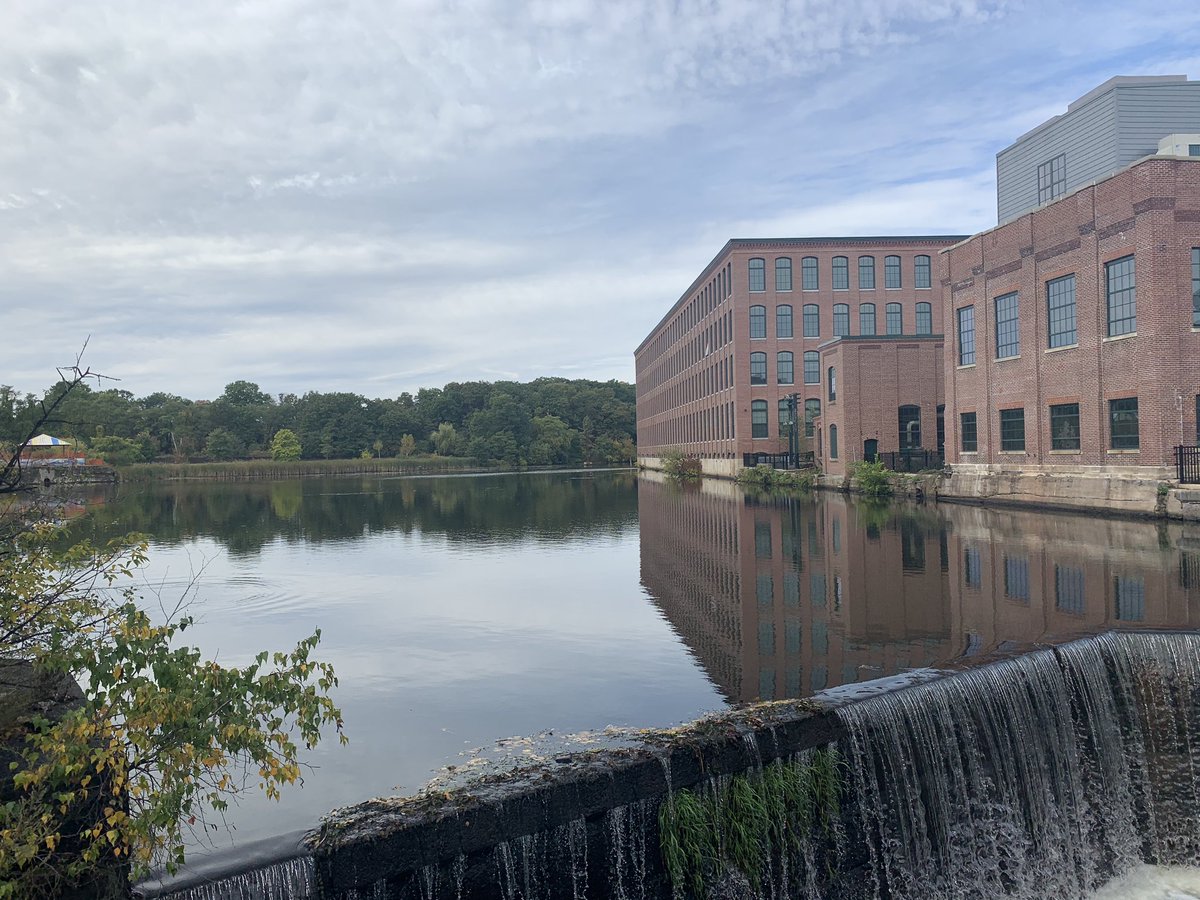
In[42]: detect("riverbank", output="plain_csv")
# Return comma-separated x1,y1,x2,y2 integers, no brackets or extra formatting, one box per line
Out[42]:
117,456,484,481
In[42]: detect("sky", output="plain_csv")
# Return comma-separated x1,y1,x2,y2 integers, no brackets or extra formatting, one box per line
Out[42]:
3,1,1199,401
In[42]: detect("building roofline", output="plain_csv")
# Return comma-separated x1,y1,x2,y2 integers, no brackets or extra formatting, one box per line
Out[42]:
997,75,1194,158
817,334,944,351
634,235,969,355
942,154,1200,255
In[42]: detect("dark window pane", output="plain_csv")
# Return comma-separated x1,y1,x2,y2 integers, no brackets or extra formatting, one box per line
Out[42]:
1038,153,1066,204
899,405,921,450
1055,565,1085,614
1004,556,1029,601
750,352,767,385
1192,248,1199,327
828,367,836,402
775,257,792,291
957,306,975,365
916,302,932,335
1115,575,1145,621
804,399,820,438
803,304,820,338
751,400,768,438
749,258,766,292
777,351,794,385
964,547,982,588
1047,275,1077,348
832,256,849,291
858,256,875,290
776,305,793,338
915,255,932,290
803,351,820,384
1050,403,1080,451
860,303,876,335
1106,255,1136,337
1109,397,1139,450
750,305,766,339
1000,408,1025,451
995,292,1019,358
885,255,901,289
802,256,819,291
960,412,977,452
833,303,849,337
829,424,838,459
886,302,902,335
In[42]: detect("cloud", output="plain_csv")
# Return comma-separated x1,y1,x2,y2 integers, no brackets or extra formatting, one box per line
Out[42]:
0,0,1196,398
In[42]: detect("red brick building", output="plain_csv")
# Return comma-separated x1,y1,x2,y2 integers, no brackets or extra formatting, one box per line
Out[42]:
635,237,964,476
943,155,1200,474
815,336,945,477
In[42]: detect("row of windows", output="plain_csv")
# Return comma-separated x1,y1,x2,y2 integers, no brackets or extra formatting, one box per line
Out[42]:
749,255,932,293
643,401,737,446
751,302,934,339
959,397,1140,453
749,350,823,386
642,354,735,419
750,398,822,438
641,263,734,376
641,309,734,394
955,254,1143,366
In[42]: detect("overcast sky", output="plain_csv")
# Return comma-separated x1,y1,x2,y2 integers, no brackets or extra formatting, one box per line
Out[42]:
3,1,1198,400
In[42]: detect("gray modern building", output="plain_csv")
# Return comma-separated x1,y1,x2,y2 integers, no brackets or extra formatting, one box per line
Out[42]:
996,75,1200,222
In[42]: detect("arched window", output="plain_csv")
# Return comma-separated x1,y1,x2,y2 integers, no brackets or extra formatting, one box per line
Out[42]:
916,302,932,335
750,352,767,385
802,257,819,291
886,302,903,335
804,399,821,437
776,304,793,338
803,304,820,338
749,305,766,339
858,256,876,290
885,255,902,289
915,255,932,289
775,257,792,291
751,400,768,438
749,258,766,292
832,256,849,291
899,405,922,449
829,425,839,460
803,351,820,384
828,366,837,402
777,351,794,385
833,303,850,337
860,302,876,335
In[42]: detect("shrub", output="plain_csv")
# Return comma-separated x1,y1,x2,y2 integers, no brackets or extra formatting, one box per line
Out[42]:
662,448,701,479
850,459,893,498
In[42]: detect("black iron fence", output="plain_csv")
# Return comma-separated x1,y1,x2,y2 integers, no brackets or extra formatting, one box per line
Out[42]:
742,451,815,470
1176,445,1200,484
875,449,945,473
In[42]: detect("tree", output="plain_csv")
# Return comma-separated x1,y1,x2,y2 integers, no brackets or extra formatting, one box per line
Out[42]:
429,422,460,456
0,365,346,892
204,427,244,461
396,434,417,457
269,428,302,461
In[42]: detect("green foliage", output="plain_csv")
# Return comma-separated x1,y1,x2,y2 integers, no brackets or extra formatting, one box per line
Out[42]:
850,460,893,498
204,427,245,461
429,422,461,456
89,434,150,467
657,748,844,898
735,466,815,490
396,434,417,458
269,428,302,461
662,448,701,479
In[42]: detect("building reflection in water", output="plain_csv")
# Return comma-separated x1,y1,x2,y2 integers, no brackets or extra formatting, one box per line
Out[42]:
638,473,1200,703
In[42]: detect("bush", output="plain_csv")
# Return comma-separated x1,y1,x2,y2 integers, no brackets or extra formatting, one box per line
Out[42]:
662,448,701,479
269,428,302,461
736,466,815,490
850,459,893,498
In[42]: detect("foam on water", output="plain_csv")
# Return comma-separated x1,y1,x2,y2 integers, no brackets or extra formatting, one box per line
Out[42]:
1088,864,1200,900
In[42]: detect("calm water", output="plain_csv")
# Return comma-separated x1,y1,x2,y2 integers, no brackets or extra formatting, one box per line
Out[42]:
74,469,1200,852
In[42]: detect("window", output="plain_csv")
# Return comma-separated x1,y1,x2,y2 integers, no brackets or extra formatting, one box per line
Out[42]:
802,256,819,291
1055,565,1085,614
1115,575,1145,621
1000,408,1025,451
832,256,849,290
750,305,766,339
751,400,768,438
776,304,793,338
777,351,794,385
957,306,975,365
1050,403,1080,451
885,255,901,289
1192,248,1199,327
886,303,902,335
749,258,766,292
803,304,820,338
960,412,977,452
858,256,875,290
1106,255,1136,337
833,303,850,336
829,425,838,459
827,367,837,402
964,547,982,588
915,255,931,289
778,399,793,436
859,303,876,335
775,257,792,291
1047,274,1077,348
804,399,820,437
916,302,932,335
750,352,767,385
1191,144,1200,157
1037,153,1066,205
1004,556,1030,601
1109,397,1139,450
803,351,820,384
898,405,921,450
994,291,1019,358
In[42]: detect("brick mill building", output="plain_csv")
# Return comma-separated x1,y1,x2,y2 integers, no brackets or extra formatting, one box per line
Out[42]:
633,237,965,478
635,76,1200,496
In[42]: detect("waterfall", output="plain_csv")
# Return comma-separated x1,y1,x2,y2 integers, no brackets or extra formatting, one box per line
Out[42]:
836,632,1200,900
157,856,318,900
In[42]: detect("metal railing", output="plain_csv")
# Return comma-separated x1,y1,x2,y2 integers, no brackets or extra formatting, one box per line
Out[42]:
874,449,945,473
742,451,815,470
1176,445,1200,484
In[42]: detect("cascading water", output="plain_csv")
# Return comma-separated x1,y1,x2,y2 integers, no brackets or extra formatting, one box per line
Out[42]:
836,632,1200,900
155,856,318,900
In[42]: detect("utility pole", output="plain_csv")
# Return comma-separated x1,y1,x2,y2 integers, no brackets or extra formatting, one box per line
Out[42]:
786,393,799,467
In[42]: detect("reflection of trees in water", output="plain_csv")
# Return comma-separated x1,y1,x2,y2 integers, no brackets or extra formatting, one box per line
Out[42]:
79,471,639,555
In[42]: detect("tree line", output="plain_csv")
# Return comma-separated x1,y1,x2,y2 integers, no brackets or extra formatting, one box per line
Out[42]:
0,376,637,467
